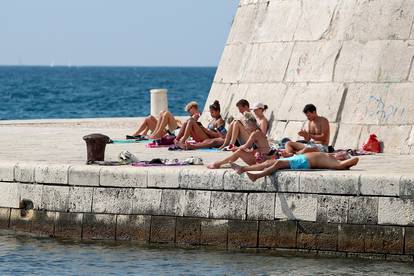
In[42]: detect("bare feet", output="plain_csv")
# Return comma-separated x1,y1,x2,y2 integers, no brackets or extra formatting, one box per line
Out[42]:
230,163,244,174
207,162,221,169
186,143,195,150
246,172,260,182
343,157,359,169
176,140,187,150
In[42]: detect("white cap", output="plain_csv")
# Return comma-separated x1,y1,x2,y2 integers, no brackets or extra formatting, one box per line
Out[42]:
250,102,265,110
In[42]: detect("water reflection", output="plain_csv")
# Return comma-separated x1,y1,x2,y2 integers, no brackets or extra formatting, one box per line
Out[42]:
0,231,412,275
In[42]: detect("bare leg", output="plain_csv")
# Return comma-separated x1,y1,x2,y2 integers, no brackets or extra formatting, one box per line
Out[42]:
231,159,276,174
180,119,210,143
228,121,250,146
186,138,224,150
207,149,256,169
285,141,306,154
220,121,235,149
246,160,290,182
132,116,157,136
175,120,188,142
151,111,178,139
307,152,359,170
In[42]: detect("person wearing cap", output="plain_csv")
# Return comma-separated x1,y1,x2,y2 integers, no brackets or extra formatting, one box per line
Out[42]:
251,102,269,134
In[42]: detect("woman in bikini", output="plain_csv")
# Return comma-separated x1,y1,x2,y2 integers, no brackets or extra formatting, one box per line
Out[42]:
230,152,359,182
207,112,271,169
178,101,227,150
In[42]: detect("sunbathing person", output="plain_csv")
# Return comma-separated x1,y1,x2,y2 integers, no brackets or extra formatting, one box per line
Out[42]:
219,99,251,149
284,104,330,156
149,101,202,139
251,102,269,134
207,113,271,169
129,114,159,138
230,152,359,182
179,101,227,150
128,111,180,139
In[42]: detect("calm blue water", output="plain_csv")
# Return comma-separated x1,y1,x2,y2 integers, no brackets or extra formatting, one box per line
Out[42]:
0,66,215,120
0,232,413,275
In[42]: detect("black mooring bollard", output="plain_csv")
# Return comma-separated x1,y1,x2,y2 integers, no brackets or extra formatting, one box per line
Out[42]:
83,133,111,164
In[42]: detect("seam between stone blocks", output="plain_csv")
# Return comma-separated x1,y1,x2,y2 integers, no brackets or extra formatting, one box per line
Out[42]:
282,42,296,82
225,37,414,46
405,55,414,81
114,215,118,241
403,227,406,255
148,216,153,243
80,213,84,240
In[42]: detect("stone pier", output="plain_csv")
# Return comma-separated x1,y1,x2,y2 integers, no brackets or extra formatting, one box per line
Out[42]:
0,118,413,262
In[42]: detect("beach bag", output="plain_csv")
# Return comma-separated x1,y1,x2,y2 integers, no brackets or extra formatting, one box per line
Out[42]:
156,135,175,146
362,134,381,153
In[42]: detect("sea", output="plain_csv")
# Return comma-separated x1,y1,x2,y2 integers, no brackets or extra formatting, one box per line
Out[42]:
0,66,214,120
0,231,413,276
0,66,413,275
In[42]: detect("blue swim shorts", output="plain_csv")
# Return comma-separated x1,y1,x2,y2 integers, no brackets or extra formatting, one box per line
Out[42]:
281,154,310,170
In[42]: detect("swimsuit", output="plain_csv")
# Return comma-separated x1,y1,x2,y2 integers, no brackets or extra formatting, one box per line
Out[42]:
281,154,310,170
208,118,227,136
305,141,329,152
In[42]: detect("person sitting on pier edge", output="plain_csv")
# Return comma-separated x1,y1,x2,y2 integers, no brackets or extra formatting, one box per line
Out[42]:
207,112,272,169
230,152,359,182
128,101,200,140
219,99,251,149
284,104,330,156
174,101,225,145
176,100,227,150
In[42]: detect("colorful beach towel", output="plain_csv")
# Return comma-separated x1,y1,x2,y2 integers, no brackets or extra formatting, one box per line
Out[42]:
111,139,154,144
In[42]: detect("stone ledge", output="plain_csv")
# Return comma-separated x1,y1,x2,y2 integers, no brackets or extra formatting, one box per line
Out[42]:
1,161,414,199
1,207,413,262
3,181,414,226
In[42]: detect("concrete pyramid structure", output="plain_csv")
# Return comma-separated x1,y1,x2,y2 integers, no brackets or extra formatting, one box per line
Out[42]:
205,0,414,154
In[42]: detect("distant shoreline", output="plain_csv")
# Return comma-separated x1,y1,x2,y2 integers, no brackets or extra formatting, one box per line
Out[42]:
0,65,217,69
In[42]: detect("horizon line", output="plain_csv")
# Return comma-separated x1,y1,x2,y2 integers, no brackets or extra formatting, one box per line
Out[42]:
0,64,218,68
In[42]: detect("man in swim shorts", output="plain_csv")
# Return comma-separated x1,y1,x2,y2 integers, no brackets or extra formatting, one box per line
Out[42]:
284,104,330,155
230,152,359,182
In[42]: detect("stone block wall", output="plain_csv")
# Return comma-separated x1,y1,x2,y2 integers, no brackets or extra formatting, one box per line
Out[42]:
204,0,414,154
0,162,414,261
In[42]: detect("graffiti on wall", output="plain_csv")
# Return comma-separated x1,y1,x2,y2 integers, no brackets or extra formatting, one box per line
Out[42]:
367,95,405,122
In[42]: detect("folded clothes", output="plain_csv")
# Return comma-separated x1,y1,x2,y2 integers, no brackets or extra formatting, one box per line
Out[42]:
126,135,149,140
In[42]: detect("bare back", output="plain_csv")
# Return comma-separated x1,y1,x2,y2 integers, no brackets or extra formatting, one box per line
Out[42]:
251,130,270,154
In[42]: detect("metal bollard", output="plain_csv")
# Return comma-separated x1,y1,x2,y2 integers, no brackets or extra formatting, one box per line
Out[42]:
150,89,168,116
83,133,111,164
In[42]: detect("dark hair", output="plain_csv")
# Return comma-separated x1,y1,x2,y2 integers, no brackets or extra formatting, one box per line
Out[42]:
209,100,221,111
263,105,268,111
236,99,250,108
303,104,316,113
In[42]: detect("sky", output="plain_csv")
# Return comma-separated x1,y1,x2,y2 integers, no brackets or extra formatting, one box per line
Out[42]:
0,1,239,67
